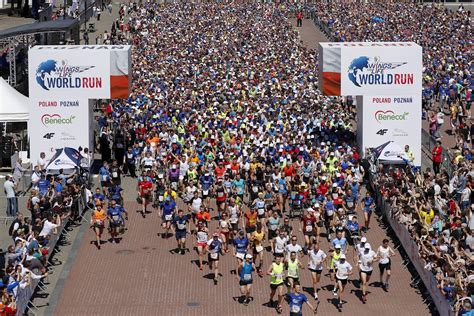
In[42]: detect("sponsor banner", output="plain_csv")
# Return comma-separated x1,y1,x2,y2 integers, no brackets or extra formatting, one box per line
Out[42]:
29,98,90,158
361,95,421,166
28,45,131,160
318,42,422,96
340,44,422,96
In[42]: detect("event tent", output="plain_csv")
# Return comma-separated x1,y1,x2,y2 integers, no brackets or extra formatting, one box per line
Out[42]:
0,77,29,122
46,147,83,174
373,141,409,164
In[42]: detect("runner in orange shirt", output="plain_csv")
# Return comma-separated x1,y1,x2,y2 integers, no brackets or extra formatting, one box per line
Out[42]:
90,204,107,249
244,208,258,239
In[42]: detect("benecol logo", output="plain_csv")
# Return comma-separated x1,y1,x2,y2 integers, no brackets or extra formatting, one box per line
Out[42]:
35,59,101,91
348,56,412,87
41,114,76,126
374,110,409,123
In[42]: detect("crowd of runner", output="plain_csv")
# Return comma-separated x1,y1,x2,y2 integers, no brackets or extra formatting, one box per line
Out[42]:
313,2,473,314
85,2,409,315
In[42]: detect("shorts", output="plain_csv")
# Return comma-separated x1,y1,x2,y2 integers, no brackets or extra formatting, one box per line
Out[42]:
360,270,373,276
309,268,323,275
268,230,278,240
379,260,391,273
257,213,265,219
175,230,186,240
304,230,314,236
231,223,239,231
93,222,104,229
208,253,219,262
100,181,109,187
109,220,122,229
364,209,372,214
286,276,299,283
273,252,284,258
270,282,284,290
239,279,253,286
196,242,207,249
246,226,256,234
336,277,348,285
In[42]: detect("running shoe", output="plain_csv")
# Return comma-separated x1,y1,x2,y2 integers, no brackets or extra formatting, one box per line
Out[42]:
314,292,318,300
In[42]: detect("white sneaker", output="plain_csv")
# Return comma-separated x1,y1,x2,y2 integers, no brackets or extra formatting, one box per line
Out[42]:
314,292,318,300
333,289,338,297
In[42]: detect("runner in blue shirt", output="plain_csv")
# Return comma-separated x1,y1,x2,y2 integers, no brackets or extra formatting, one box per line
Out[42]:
238,254,257,305
107,199,126,243
92,188,105,207
161,197,176,238
286,282,317,315
172,209,189,255
361,192,375,231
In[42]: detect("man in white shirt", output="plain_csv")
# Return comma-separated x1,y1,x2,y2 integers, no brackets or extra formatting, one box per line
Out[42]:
334,254,352,310
4,175,17,217
307,242,327,299
273,230,289,257
39,214,61,238
30,165,42,190
359,243,378,303
285,235,303,261
37,152,47,171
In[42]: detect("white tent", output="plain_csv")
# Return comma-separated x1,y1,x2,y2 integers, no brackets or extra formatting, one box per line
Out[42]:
46,147,83,174
373,141,409,165
0,77,29,122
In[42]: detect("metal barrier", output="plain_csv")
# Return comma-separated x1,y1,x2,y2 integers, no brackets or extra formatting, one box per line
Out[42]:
14,187,88,315
368,169,454,316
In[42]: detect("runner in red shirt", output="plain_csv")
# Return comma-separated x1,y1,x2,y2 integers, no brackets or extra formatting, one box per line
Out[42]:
138,179,153,217
300,209,316,252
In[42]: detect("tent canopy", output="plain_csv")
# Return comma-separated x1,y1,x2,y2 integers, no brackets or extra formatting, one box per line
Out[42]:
373,141,409,164
0,18,79,40
0,78,29,122
46,147,83,174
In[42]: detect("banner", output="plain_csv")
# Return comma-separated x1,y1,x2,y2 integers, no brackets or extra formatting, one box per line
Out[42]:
359,95,421,166
28,45,131,162
319,42,422,96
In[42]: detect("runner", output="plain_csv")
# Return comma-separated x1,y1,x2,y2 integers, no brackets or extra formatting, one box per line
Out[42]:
286,282,318,315
267,255,286,314
250,223,265,277
268,212,281,253
244,207,258,239
195,222,209,270
218,212,231,253
377,239,395,291
274,230,289,258
172,209,190,255
90,204,106,249
300,209,316,253
228,199,242,242
107,199,126,244
160,197,176,238
286,251,304,293
358,243,378,303
138,176,153,217
237,254,256,306
206,232,224,285
361,192,375,231
307,242,327,300
233,230,250,273
286,236,304,261
334,254,353,310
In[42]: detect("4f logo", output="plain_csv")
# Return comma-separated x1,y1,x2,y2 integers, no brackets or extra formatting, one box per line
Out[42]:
376,129,388,136
43,133,55,139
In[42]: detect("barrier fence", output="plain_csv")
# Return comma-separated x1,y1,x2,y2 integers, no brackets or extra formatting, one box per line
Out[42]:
367,169,454,316
14,187,88,315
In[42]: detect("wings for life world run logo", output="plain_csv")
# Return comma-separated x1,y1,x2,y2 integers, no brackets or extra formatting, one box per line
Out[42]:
35,60,102,91
348,56,413,87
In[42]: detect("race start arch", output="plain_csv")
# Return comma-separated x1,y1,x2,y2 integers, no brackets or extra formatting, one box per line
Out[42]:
28,45,131,161
319,42,422,166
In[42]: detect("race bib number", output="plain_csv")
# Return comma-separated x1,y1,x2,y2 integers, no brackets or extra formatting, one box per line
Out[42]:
270,224,278,231
210,252,218,259
306,225,313,232
177,223,186,230
101,175,108,181
252,186,258,193
112,172,118,178
347,201,354,208
112,215,121,222
257,208,265,215
203,190,209,195
179,175,184,180
291,305,301,313
243,273,252,281
165,214,173,221
158,174,164,179
159,196,164,201
255,245,263,253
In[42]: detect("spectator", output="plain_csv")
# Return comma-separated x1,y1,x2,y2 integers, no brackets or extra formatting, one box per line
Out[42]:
4,176,17,217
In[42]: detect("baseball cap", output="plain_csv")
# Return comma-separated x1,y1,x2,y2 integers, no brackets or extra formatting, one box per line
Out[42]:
361,237,367,243
364,243,371,249
335,244,342,249
340,254,346,259
246,254,253,259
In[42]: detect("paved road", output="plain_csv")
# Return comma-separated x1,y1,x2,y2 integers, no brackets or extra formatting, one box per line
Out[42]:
50,16,431,316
